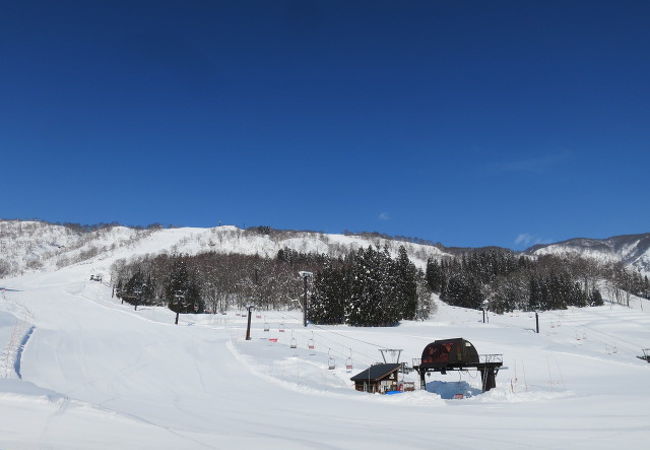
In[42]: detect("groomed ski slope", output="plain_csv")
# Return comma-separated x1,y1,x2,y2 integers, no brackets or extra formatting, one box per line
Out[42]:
1,264,650,449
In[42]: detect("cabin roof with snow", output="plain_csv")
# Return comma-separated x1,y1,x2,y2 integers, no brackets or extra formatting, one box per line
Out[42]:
350,363,401,382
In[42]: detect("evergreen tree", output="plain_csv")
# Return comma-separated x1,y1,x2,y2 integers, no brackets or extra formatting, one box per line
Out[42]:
589,288,604,306
309,262,347,324
165,258,204,324
396,246,418,320
425,258,444,294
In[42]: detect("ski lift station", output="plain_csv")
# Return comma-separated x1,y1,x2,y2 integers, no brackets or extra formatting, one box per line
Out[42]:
413,338,503,391
350,338,503,395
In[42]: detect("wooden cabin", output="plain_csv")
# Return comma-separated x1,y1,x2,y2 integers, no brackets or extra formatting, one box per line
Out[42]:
350,363,401,394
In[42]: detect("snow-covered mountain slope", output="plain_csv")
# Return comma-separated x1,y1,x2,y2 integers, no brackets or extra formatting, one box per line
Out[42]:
0,220,153,276
3,220,649,282
1,264,649,448
526,233,650,274
0,220,450,279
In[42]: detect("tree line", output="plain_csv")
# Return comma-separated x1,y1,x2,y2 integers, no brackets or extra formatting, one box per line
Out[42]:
111,246,431,326
112,246,648,324
426,250,649,313
112,250,326,314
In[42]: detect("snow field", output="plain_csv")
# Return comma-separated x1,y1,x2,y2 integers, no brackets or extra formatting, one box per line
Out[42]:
1,263,649,449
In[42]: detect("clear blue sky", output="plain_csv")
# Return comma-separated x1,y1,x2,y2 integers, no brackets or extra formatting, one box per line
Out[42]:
1,1,648,249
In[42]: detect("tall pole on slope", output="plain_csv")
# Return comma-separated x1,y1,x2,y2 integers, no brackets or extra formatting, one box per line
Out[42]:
481,299,489,324
245,305,254,340
173,290,185,325
299,271,313,327
133,285,143,311
535,311,539,334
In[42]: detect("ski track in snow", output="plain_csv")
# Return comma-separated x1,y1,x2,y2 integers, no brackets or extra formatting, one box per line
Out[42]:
14,325,35,379
0,291,36,379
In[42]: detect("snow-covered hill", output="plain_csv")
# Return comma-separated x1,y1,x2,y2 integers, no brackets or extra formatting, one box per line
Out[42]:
1,261,649,448
2,220,650,448
526,233,650,274
0,220,450,279
3,220,649,282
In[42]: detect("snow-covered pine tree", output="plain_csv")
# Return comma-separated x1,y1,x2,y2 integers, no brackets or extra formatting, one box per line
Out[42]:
310,261,347,324
425,258,444,294
589,288,604,306
395,246,418,320
165,257,204,321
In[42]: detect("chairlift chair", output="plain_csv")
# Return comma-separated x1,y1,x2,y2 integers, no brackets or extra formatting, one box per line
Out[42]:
279,322,285,332
308,332,315,354
263,321,270,332
290,331,297,349
328,348,336,370
345,349,353,373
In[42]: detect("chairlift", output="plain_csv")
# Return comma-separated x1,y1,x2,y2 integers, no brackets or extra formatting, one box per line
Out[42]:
328,348,336,370
263,320,270,332
290,331,297,349
345,348,353,373
307,332,315,354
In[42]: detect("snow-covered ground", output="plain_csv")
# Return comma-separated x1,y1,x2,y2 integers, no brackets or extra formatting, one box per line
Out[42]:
1,261,650,449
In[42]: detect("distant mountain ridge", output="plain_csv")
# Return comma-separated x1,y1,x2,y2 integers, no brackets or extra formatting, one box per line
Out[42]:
0,220,449,278
1,219,648,279
524,233,650,274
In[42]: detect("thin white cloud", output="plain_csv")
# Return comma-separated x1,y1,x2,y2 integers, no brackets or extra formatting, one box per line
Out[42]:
378,212,390,221
487,152,571,174
515,233,552,247
515,233,535,246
